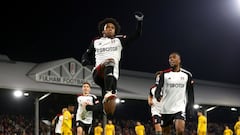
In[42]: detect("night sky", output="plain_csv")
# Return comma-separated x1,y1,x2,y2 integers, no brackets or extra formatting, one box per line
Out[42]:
2,0,240,85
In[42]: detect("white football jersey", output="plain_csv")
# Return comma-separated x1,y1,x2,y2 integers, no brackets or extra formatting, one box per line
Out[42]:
94,37,123,79
149,86,161,116
76,94,98,124
159,71,190,114
55,115,63,134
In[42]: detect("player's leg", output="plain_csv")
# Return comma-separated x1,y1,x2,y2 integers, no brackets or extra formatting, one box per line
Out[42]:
161,114,171,135
174,112,186,135
76,121,87,135
175,119,185,135
77,126,84,135
92,65,106,100
93,60,117,114
92,61,116,96
86,124,92,135
101,58,117,106
92,65,105,90
103,58,117,94
152,115,162,135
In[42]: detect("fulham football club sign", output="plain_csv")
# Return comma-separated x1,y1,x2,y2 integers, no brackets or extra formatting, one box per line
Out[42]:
28,58,95,87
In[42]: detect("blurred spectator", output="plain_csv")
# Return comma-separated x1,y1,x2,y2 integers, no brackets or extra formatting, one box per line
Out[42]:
135,121,145,135
223,125,233,135
94,122,103,135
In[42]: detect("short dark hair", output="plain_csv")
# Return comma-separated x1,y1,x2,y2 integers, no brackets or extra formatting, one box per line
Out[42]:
82,81,91,87
198,109,203,113
67,104,74,107
170,52,181,58
98,18,121,36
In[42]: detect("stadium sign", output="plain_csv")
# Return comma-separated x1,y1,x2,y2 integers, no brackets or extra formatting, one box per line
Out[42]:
28,58,96,87
36,74,85,86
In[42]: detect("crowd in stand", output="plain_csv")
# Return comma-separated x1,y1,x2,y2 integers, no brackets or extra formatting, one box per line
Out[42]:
0,114,33,135
0,114,238,135
0,115,51,135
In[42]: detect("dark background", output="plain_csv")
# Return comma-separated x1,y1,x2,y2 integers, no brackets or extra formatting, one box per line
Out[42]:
2,0,240,85
0,89,239,124
0,89,152,122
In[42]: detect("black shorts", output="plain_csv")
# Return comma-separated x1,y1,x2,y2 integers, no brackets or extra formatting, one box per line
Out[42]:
93,65,104,89
76,120,92,134
93,65,117,92
152,115,161,124
160,112,185,127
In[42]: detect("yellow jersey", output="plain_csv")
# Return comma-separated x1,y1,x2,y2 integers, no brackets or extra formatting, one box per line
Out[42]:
198,115,207,133
94,126,103,135
224,129,233,135
135,125,145,135
105,124,115,135
234,121,240,135
62,110,72,135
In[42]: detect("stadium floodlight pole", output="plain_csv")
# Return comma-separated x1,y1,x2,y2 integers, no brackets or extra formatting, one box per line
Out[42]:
34,92,51,135
34,97,39,135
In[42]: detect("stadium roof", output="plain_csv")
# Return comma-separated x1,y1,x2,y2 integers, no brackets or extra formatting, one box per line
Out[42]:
0,55,240,107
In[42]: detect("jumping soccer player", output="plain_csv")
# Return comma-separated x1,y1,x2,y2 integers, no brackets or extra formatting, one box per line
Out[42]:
81,12,144,113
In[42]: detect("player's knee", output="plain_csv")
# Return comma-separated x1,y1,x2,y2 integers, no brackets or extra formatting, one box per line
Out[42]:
176,126,184,134
103,58,115,67
104,61,115,76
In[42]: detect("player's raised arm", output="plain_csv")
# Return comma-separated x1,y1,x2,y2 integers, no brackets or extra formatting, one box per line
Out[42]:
121,11,144,46
81,41,95,66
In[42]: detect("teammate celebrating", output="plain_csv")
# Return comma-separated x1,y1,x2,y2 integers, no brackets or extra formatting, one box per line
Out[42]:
148,71,162,135
76,82,101,135
155,52,194,135
81,12,143,114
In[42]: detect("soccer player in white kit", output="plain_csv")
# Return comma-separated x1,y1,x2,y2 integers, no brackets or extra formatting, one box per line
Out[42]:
81,12,144,106
155,52,194,135
148,71,163,135
76,82,102,135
